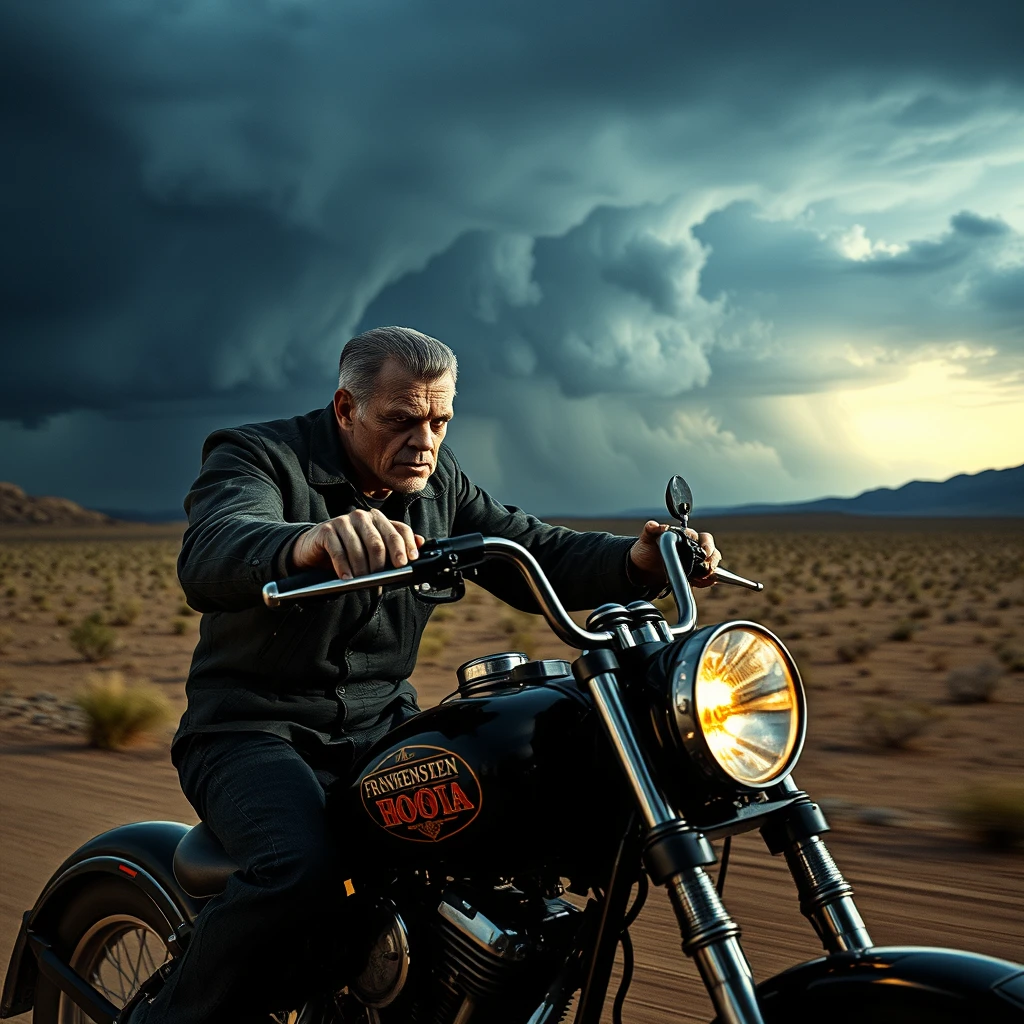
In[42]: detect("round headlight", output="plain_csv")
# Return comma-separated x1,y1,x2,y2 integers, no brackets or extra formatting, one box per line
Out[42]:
671,622,805,788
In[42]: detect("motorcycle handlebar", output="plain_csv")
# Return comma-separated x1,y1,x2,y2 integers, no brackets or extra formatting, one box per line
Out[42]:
262,531,763,649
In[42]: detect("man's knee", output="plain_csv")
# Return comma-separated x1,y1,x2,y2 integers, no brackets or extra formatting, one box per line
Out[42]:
244,833,339,915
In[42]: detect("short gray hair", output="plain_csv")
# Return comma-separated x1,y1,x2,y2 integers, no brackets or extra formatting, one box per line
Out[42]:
338,326,458,409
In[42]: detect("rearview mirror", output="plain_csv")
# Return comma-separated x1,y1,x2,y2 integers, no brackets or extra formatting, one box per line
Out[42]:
665,475,692,523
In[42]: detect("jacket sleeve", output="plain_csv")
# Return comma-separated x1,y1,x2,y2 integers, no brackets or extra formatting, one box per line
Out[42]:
448,449,656,613
177,429,316,612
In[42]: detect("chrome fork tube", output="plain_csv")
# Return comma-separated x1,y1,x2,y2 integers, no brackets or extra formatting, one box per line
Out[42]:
783,836,872,953
586,671,672,828
583,667,765,1024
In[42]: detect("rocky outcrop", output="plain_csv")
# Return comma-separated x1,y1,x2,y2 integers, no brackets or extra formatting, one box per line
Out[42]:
0,483,116,526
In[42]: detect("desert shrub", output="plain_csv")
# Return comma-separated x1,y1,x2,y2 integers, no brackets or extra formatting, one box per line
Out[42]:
108,597,142,627
171,617,189,635
994,641,1024,672
430,606,454,623
952,784,1024,850
177,601,196,617
499,610,536,637
70,613,118,662
945,663,1001,704
927,650,950,672
73,672,171,750
908,605,931,620
860,701,937,750
417,627,449,662
888,621,915,642
31,593,51,611
836,639,874,663
0,627,13,655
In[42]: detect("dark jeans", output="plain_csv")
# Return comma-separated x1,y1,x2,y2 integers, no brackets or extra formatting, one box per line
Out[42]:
131,730,368,1023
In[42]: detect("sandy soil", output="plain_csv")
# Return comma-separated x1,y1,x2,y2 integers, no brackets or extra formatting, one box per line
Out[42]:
1,517,1022,1021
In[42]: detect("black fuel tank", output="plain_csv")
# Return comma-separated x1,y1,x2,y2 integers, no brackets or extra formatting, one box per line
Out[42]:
338,662,615,879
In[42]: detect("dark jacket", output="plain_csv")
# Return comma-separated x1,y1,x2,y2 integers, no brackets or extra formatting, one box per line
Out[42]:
174,403,653,764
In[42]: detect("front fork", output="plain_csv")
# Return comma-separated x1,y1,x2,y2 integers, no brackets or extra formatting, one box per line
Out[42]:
574,655,872,1024
760,781,872,954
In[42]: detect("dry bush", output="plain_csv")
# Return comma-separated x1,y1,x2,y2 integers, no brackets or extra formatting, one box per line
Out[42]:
417,627,449,662
952,784,1024,850
108,597,142,627
0,627,13,655
860,701,937,750
945,663,1001,704
171,617,190,635
69,613,118,662
74,672,171,750
836,639,874,663
888,621,916,642
994,641,1024,672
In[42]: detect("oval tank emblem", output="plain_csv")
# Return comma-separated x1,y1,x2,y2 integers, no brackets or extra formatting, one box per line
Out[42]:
359,744,482,843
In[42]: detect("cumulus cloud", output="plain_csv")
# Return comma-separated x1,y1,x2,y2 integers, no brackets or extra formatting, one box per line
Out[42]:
1,0,1023,510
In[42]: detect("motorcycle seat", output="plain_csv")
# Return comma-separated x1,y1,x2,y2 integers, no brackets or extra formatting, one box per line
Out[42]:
173,822,240,899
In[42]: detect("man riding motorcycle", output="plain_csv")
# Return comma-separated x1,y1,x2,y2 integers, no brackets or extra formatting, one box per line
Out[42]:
123,325,721,1023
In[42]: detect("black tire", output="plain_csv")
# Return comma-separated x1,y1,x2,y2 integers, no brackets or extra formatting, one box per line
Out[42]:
33,876,173,1023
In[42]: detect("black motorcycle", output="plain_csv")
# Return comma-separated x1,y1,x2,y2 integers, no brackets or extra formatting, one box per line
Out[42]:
4,478,1023,1024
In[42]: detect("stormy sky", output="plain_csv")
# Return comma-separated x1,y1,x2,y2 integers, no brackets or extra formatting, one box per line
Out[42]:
2,0,1022,516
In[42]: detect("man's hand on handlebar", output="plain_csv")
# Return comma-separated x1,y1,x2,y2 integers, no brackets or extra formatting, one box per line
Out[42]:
290,509,425,579
628,521,722,590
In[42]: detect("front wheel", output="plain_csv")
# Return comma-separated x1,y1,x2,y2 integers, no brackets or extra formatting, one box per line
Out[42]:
33,876,173,1023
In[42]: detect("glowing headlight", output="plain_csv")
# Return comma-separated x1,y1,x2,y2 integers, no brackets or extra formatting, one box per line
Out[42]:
671,623,805,788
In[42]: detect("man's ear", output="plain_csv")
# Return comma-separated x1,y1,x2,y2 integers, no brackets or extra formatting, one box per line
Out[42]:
333,388,358,431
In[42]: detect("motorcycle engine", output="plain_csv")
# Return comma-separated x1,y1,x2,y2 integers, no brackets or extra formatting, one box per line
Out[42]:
347,882,582,1024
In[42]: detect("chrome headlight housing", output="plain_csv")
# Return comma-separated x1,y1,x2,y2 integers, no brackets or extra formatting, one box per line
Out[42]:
669,622,806,789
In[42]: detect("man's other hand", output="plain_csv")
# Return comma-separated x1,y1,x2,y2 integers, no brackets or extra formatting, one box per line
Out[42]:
291,510,425,579
628,521,722,590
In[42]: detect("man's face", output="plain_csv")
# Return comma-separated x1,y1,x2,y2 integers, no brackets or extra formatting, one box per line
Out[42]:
334,359,455,496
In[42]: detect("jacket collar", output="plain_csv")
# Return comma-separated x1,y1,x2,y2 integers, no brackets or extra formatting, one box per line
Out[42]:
307,403,442,502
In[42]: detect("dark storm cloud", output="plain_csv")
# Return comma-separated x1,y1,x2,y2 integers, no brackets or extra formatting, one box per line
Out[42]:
2,0,1023,509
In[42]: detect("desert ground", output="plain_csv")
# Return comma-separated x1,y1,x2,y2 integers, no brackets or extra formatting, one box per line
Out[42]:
1,515,1022,1022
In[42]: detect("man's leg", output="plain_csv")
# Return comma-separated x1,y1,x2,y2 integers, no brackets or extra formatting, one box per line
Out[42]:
129,732,343,1023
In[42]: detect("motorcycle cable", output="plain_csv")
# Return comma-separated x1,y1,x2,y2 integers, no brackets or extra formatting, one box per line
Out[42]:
611,873,649,1024
716,835,732,897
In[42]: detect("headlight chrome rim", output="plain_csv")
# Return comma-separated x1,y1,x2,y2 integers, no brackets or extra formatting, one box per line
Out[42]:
670,620,806,790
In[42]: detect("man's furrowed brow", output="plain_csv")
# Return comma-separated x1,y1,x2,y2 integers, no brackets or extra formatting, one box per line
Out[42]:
383,402,451,420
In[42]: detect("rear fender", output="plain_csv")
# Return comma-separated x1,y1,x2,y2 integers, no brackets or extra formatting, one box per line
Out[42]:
1,821,203,1019
753,946,1024,1023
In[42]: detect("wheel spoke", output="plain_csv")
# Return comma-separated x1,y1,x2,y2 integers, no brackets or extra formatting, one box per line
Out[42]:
65,915,171,1020
101,941,134,999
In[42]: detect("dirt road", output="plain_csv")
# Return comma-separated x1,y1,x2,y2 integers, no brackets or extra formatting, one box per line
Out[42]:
2,734,1021,1023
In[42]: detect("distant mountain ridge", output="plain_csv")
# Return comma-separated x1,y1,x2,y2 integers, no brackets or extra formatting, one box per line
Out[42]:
678,464,1023,519
0,483,116,526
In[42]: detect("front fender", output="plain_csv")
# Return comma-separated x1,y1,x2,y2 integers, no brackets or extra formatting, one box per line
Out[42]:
1,821,202,1019
753,946,1024,1023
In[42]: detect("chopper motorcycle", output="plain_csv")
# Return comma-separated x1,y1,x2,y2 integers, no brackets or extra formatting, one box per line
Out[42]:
3,477,1023,1024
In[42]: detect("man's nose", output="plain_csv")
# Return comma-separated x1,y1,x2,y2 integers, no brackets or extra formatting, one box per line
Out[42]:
408,423,432,450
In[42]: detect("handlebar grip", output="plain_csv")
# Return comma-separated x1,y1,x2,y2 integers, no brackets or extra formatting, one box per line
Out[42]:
273,568,340,596
679,532,709,578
